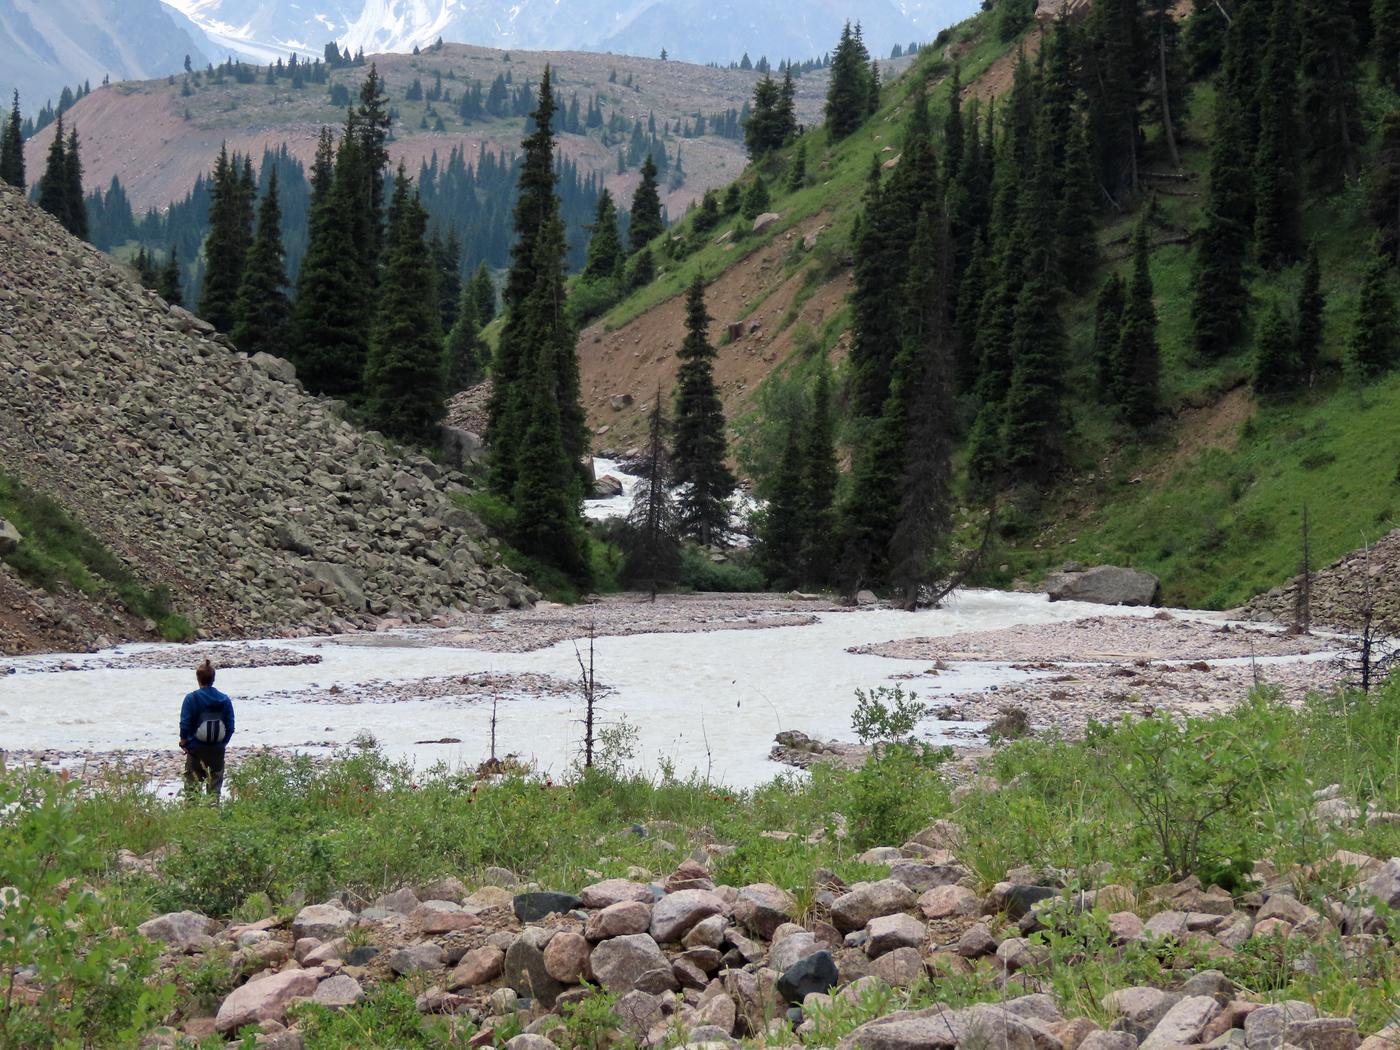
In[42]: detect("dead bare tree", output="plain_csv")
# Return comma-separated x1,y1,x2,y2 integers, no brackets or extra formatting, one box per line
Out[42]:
1295,504,1312,634
1337,541,1397,693
574,621,598,768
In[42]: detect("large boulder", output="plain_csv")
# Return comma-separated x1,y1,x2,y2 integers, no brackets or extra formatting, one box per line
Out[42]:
0,518,20,554
830,880,917,933
440,426,486,468
650,888,725,943
215,969,320,1032
505,928,568,1007
589,933,671,993
292,902,356,941
137,911,219,952
733,884,796,938
1045,565,1159,607
249,352,297,384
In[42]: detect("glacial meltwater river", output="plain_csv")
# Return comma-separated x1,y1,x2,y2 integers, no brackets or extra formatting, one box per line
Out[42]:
0,590,1188,788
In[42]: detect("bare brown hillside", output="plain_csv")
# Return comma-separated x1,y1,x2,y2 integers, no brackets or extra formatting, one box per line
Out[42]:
23,44,835,218
579,215,852,457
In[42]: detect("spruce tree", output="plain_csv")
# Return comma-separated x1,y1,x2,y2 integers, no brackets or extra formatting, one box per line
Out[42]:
1377,0,1400,91
1300,0,1364,193
758,421,807,587
1370,112,1400,264
1093,273,1126,394
37,115,70,231
1186,0,1228,76
629,154,664,250
626,247,655,290
1115,217,1161,427
435,228,462,333
1253,303,1299,394
825,22,872,141
198,146,254,333
62,124,88,241
744,74,785,158
1253,0,1301,269
740,175,770,220
777,67,797,142
353,64,392,268
1296,243,1324,384
1057,116,1100,292
231,168,290,357
1349,249,1398,379
787,140,807,192
0,91,24,189
157,246,183,306
509,214,592,584
798,362,838,586
672,276,735,546
490,66,565,494
472,263,496,326
291,129,369,395
1190,99,1252,358
624,394,680,597
944,64,964,181
583,189,624,280
445,281,484,391
363,171,447,444
888,207,955,609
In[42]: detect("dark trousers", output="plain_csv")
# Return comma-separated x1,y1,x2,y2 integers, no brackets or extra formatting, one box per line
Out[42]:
183,744,226,799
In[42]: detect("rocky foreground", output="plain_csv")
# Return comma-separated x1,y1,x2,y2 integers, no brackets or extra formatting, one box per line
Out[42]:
0,184,532,651
108,802,1400,1050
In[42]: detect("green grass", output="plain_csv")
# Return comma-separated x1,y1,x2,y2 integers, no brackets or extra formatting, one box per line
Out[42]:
0,471,194,640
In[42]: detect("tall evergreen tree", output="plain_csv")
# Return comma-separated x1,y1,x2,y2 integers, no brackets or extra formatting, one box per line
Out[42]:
1084,0,1142,203
1115,217,1161,426
445,280,484,391
1057,116,1100,292
291,128,369,395
798,362,838,586
629,154,664,250
509,213,592,583
888,207,956,609
825,22,872,141
744,74,786,158
62,124,88,241
37,115,70,231
624,394,680,596
434,227,462,333
490,66,565,494
354,64,392,267
1370,112,1400,264
583,189,624,280
1296,243,1324,384
1300,0,1364,192
740,175,770,220
944,64,964,181
363,171,447,444
157,246,183,307
777,67,797,142
1253,0,1302,269
1190,98,1252,358
758,420,807,587
672,276,735,546
1253,303,1299,394
197,146,253,333
1093,272,1126,394
1350,248,1399,378
1186,0,1229,76
0,91,24,189
472,263,497,326
1377,0,1400,91
787,140,808,192
231,168,290,357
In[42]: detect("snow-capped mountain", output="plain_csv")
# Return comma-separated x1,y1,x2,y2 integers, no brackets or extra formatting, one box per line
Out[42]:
160,0,981,66
0,0,218,112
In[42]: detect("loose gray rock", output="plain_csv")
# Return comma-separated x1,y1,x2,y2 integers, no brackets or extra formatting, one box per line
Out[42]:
589,933,671,993
830,880,917,933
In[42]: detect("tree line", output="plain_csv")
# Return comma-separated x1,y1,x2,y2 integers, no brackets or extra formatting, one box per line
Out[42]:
748,0,1400,603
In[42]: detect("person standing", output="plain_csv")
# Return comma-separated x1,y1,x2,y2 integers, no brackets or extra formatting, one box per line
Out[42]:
179,659,235,799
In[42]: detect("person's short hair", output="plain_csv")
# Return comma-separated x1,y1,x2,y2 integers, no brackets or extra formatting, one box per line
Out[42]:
196,660,215,687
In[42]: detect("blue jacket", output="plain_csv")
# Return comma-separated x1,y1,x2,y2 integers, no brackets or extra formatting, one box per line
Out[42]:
180,686,235,747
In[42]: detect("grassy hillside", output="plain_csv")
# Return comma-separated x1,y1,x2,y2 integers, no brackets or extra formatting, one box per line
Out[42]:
584,9,1400,611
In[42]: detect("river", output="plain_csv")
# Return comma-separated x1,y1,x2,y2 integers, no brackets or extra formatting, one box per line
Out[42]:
0,589,1187,788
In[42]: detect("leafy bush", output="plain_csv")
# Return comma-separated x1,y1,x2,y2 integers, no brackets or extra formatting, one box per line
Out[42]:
676,545,764,592
0,769,173,1048
1086,691,1292,880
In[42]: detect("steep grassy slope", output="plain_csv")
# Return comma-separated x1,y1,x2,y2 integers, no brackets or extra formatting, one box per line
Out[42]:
578,11,1400,611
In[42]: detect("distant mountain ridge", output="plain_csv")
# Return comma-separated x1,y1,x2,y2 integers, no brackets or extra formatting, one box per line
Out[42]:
161,0,979,65
0,0,218,112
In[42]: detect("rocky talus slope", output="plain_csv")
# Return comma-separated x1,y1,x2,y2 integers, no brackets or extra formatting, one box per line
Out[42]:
119,803,1400,1048
0,184,532,640
1246,528,1400,632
